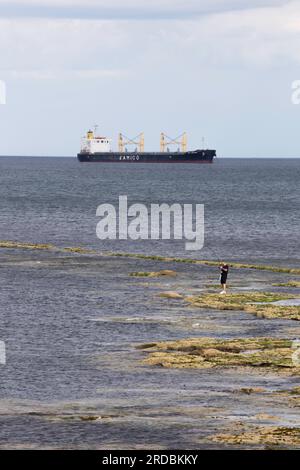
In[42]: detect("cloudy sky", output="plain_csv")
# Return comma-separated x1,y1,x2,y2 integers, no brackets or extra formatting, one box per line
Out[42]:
0,0,299,156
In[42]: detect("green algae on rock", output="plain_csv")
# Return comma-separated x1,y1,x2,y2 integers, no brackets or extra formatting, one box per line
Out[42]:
186,292,293,309
0,240,54,250
185,292,300,321
139,337,300,372
158,291,183,299
237,387,266,395
63,247,96,254
273,281,300,288
130,270,177,278
2,240,300,277
246,304,300,321
108,251,300,275
211,426,300,447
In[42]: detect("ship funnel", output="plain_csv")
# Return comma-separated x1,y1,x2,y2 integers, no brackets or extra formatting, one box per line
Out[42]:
87,130,94,139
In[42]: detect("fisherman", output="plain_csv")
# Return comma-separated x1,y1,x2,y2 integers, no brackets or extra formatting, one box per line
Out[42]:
219,262,229,294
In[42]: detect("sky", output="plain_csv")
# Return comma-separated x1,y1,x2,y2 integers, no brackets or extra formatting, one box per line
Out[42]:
0,0,300,157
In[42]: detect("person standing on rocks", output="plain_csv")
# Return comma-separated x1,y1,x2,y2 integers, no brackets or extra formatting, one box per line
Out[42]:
219,262,229,294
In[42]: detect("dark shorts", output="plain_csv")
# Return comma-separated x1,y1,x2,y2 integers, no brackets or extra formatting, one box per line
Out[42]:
220,274,228,284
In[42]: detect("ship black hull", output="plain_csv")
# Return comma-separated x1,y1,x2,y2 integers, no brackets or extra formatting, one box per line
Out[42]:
77,150,216,164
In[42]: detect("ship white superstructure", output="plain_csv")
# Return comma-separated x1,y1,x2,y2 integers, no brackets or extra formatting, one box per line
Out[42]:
80,130,112,154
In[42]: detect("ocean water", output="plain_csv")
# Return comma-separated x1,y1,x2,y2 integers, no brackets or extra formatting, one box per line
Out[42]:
0,157,299,449
0,157,299,264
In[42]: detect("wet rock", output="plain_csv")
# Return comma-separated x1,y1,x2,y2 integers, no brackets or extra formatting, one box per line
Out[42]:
47,414,119,422
130,270,177,278
254,414,279,421
136,342,157,350
238,387,266,395
201,348,225,359
63,247,96,254
185,292,300,321
109,252,300,274
158,291,183,299
273,281,300,288
79,416,101,421
0,240,54,250
246,304,300,321
276,386,300,396
211,426,300,447
140,337,300,373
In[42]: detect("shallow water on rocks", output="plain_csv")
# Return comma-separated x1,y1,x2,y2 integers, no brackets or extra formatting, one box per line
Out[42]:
0,250,299,449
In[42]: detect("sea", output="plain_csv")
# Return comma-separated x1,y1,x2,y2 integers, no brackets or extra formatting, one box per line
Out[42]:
0,157,299,449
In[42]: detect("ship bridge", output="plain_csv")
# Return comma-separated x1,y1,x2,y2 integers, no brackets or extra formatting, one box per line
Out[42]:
81,129,112,154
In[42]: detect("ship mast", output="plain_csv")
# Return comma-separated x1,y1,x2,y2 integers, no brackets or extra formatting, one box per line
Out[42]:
160,132,187,152
118,133,144,152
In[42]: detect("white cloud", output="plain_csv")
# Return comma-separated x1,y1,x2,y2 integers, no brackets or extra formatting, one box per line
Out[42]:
198,1,300,66
0,18,131,75
0,0,299,82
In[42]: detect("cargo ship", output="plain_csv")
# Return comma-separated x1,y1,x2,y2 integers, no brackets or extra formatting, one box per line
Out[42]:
77,129,216,164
